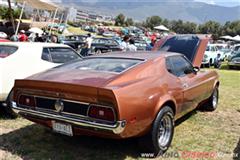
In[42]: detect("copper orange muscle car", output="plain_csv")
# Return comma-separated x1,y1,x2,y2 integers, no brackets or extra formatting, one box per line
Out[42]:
12,35,219,156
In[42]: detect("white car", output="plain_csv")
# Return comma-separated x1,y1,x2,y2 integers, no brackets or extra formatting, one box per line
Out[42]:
212,43,230,60
202,44,220,67
0,42,81,115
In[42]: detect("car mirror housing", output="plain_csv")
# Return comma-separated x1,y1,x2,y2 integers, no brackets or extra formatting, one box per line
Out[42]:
193,66,200,73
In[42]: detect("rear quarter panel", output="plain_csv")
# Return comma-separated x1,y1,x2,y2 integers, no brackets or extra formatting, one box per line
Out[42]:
109,59,181,137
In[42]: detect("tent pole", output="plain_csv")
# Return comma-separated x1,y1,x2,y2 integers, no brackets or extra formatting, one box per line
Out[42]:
7,0,15,33
15,1,26,35
59,13,64,24
49,8,58,35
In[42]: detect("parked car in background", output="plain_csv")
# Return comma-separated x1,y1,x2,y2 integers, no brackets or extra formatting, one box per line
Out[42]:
218,48,232,61
0,42,82,117
232,44,240,52
61,35,87,51
202,44,220,67
134,39,148,51
0,38,10,42
212,43,228,50
102,31,116,37
228,51,240,69
91,38,122,54
12,35,219,157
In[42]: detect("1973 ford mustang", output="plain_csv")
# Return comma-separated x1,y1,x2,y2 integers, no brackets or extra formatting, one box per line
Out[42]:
12,35,219,156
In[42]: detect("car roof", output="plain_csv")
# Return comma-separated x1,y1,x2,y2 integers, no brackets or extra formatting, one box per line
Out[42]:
89,51,182,60
0,42,70,48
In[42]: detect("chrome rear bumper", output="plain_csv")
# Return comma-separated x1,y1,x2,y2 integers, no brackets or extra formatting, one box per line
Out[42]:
12,102,126,134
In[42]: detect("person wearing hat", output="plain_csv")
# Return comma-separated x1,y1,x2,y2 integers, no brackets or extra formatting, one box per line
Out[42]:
18,30,28,42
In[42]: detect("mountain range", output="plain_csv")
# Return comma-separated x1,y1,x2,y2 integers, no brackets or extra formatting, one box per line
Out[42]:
56,0,240,24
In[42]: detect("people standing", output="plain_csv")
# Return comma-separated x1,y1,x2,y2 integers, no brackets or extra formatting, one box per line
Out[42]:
128,39,137,51
18,30,28,42
121,35,130,52
86,33,93,56
35,33,44,42
81,33,93,57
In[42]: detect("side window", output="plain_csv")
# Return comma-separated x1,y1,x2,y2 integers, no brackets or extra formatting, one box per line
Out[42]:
166,56,194,77
165,58,174,74
211,47,215,52
48,47,80,63
0,45,18,58
41,48,51,62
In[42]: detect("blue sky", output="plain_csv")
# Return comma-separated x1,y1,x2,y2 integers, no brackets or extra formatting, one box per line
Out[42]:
195,0,240,7
45,0,240,7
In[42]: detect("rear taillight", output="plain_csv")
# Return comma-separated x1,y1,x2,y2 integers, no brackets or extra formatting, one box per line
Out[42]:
88,105,115,121
18,95,36,108
0,53,10,58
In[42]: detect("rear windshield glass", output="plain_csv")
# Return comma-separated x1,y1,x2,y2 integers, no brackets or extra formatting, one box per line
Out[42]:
75,58,142,73
0,45,18,58
65,36,86,41
48,47,81,63
159,36,200,61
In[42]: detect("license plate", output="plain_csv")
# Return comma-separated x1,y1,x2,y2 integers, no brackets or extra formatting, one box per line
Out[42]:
52,121,73,136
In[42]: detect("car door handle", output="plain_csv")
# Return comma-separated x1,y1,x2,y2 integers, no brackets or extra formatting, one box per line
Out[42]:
182,83,188,88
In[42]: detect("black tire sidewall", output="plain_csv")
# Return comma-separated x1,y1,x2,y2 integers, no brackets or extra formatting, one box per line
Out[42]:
210,87,219,110
151,106,174,155
5,90,18,118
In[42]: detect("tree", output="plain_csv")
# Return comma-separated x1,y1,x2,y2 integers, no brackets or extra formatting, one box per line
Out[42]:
0,7,25,20
125,18,134,26
221,20,240,36
162,19,170,28
115,13,125,26
7,0,15,32
145,16,162,30
198,21,221,39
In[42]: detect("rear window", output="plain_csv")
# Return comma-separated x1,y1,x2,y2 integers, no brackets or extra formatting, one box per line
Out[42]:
65,36,86,41
0,45,18,58
41,47,81,63
75,58,142,73
159,36,200,61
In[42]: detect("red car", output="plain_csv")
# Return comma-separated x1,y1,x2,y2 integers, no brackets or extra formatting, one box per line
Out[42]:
0,38,10,42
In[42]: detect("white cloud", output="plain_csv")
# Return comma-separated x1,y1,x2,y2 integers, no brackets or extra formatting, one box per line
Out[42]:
195,0,215,5
194,0,240,6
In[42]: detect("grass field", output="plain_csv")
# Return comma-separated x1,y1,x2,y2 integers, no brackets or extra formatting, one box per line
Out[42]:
0,69,239,160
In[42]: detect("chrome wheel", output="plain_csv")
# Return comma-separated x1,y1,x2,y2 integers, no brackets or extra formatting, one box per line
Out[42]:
96,49,101,54
212,89,218,108
157,114,173,148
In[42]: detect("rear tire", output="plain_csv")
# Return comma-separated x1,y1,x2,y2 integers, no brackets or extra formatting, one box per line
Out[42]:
95,49,102,54
4,90,18,119
201,87,219,111
138,106,174,157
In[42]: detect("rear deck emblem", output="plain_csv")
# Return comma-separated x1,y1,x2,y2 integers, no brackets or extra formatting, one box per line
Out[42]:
55,99,64,113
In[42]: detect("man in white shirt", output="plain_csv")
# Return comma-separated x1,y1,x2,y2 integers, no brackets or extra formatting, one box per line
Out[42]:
120,35,130,52
128,39,137,51
82,33,93,56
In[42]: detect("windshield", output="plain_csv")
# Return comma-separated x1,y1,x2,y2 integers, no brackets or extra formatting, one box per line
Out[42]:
75,58,142,73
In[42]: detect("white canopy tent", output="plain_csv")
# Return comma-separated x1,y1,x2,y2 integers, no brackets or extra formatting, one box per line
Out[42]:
154,25,169,31
220,35,233,40
220,35,240,42
29,27,44,35
232,35,240,42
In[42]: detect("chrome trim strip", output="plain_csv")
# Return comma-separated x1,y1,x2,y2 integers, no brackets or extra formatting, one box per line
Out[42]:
12,102,126,134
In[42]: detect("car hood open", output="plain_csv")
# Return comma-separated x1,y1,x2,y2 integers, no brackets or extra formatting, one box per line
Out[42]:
153,35,209,67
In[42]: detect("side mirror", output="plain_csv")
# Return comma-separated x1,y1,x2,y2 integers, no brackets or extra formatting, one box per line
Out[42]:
193,66,200,73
